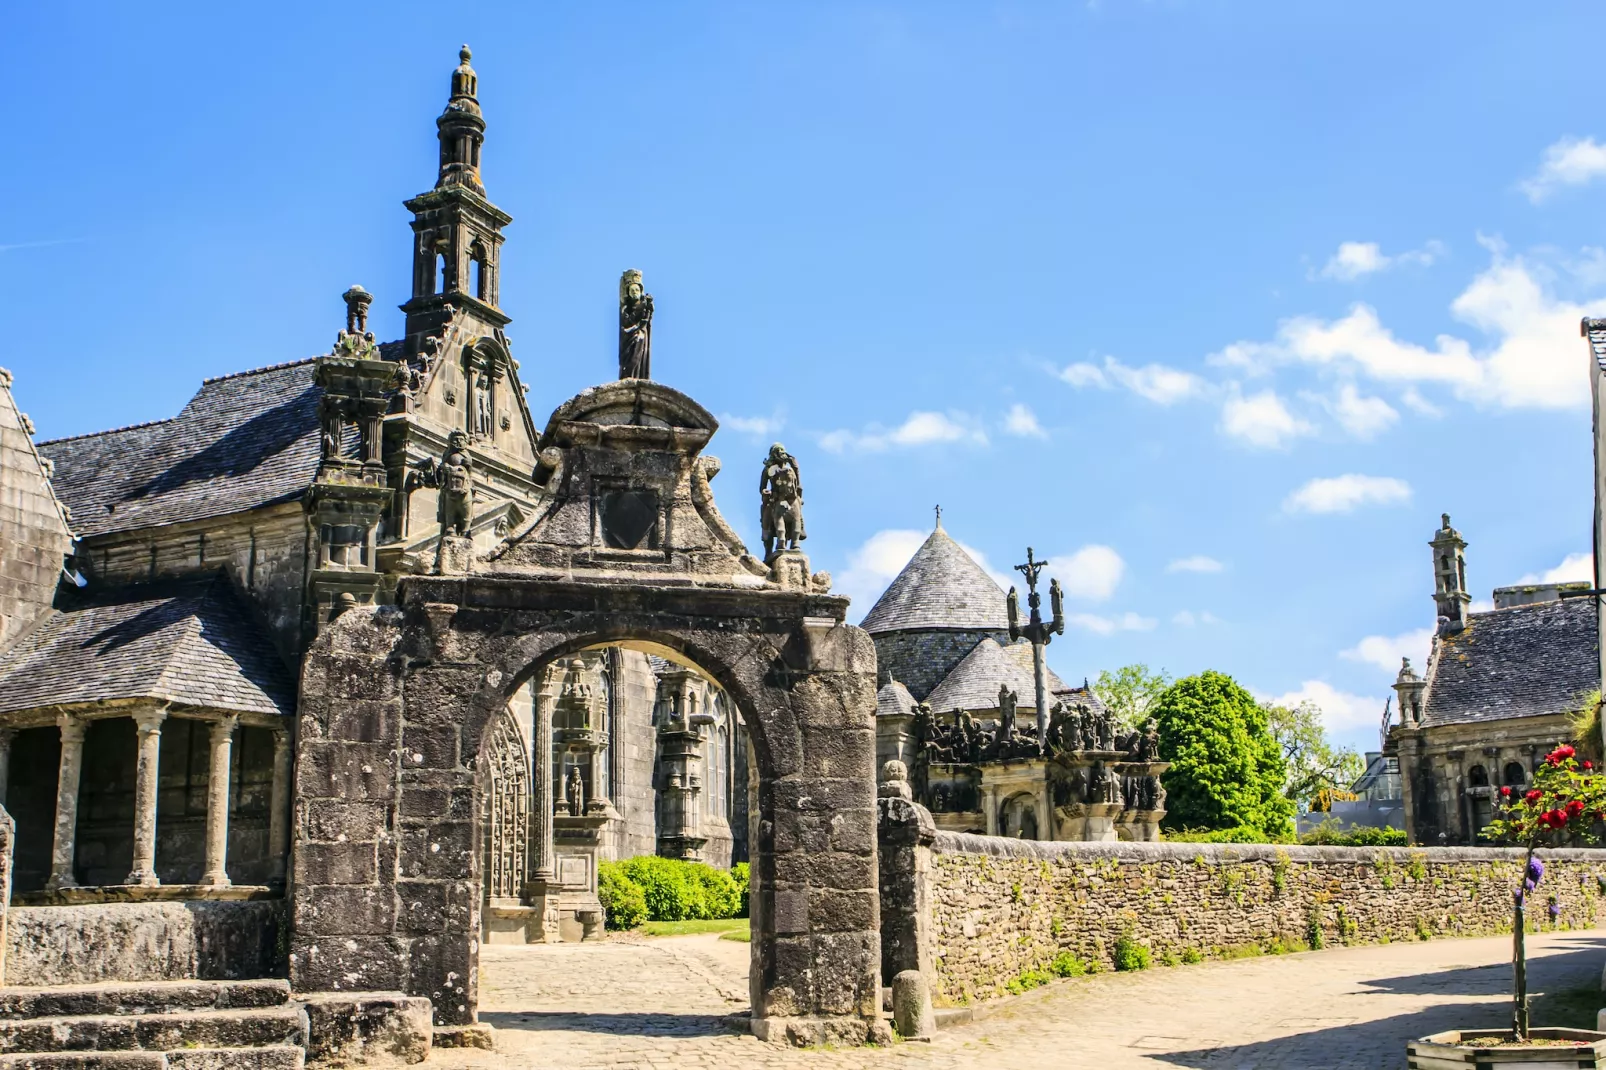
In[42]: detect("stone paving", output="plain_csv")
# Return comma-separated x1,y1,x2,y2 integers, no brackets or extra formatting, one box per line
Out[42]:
429,928,1606,1069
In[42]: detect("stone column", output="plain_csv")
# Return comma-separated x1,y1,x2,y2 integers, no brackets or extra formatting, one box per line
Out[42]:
983,784,1000,837
0,727,16,807
126,708,167,886
45,713,86,891
531,668,557,883
267,727,292,884
201,715,238,888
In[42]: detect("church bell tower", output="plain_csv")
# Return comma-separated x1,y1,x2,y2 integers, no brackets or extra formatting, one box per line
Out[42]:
1430,513,1470,632
400,46,512,350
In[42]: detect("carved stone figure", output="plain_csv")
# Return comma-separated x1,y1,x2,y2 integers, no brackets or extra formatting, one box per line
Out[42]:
759,443,805,559
474,371,492,437
1137,718,1161,762
320,397,342,461
431,430,474,537
997,685,1017,739
565,766,585,817
1096,709,1115,751
618,269,653,379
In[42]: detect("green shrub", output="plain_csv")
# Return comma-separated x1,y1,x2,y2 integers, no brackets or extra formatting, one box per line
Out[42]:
1162,826,1273,844
731,862,751,917
1296,821,1407,847
1004,968,1053,994
1181,947,1203,964
1112,934,1151,972
613,856,747,922
1049,951,1086,978
598,862,648,929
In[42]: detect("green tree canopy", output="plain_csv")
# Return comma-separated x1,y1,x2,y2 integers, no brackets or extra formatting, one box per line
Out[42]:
1093,663,1172,731
1263,699,1363,814
1153,671,1294,839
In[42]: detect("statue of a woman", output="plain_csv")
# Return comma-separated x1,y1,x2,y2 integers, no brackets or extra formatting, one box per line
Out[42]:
618,269,653,379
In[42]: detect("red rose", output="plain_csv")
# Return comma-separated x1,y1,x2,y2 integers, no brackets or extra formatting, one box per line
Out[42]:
1526,790,1544,805
1548,745,1576,765
1568,800,1587,818
1587,761,1595,771
1501,786,1512,797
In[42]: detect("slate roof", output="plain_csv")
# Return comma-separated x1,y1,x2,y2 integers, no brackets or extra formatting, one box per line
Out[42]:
1420,598,1598,727
0,575,294,717
38,358,331,537
876,679,916,719
860,527,1009,634
924,637,1084,715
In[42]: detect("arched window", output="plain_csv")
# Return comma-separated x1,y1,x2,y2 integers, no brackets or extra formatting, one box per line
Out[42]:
1467,765,1488,787
1503,762,1527,786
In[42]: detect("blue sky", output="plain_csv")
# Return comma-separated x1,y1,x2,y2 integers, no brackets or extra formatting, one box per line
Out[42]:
6,3,1606,754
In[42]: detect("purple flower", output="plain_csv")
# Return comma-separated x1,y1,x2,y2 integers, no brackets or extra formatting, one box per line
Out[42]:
1527,857,1545,889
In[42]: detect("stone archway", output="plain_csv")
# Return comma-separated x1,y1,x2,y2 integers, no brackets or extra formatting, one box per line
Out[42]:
288,380,883,1046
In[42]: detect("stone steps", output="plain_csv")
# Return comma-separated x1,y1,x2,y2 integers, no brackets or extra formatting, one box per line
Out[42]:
0,1048,304,1069
0,982,292,1020
0,1006,306,1056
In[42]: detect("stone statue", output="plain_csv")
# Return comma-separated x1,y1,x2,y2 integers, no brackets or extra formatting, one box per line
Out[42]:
997,685,1017,739
1137,719,1161,762
566,765,585,817
319,397,342,461
1050,578,1063,625
474,371,492,437
759,443,805,558
618,269,653,379
1096,710,1115,751
437,430,474,537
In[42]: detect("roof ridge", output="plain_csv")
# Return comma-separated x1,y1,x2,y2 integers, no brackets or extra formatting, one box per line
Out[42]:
200,356,322,384
37,417,176,446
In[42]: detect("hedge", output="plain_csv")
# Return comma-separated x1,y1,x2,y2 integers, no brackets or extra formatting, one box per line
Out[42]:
598,857,750,930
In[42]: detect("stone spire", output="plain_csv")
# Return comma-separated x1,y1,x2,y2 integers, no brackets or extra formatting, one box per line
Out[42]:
436,45,486,195
401,46,512,349
1430,513,1470,632
1393,657,1426,726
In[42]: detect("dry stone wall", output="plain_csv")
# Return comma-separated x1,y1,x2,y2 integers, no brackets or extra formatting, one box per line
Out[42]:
928,832,1606,1006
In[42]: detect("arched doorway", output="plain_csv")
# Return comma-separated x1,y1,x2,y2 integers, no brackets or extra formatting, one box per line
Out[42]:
288,380,883,1046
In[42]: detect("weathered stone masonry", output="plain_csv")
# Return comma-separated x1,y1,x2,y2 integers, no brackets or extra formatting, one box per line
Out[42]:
888,824,1606,1006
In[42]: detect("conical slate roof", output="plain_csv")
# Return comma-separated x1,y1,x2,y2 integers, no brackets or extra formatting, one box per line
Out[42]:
860,527,1009,634
925,637,1074,715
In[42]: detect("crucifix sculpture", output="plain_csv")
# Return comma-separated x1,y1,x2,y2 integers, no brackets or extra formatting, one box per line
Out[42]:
1008,547,1065,746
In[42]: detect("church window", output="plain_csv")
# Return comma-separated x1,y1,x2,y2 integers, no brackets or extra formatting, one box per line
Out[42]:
1467,764,1488,787
1503,762,1527,786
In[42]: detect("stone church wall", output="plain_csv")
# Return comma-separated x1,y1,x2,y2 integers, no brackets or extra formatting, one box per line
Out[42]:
920,833,1606,1007
871,628,1007,703
0,370,74,651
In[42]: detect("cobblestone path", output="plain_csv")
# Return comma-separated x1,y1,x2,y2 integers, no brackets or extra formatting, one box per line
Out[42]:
429,928,1606,1069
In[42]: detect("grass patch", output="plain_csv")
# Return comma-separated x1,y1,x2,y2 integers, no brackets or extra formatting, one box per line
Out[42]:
719,927,752,942
640,917,750,937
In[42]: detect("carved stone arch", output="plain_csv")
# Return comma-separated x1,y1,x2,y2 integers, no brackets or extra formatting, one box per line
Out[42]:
479,705,530,902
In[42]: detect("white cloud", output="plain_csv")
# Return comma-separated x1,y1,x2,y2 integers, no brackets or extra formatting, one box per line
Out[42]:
1003,403,1047,439
1067,611,1157,635
1399,387,1442,418
1049,545,1125,602
1171,610,1221,627
1166,555,1224,574
1265,680,1390,735
1217,251,1602,410
1058,356,1204,405
1521,136,1606,203
719,411,785,437
1220,389,1314,449
818,410,988,454
1317,240,1444,282
1341,627,1434,675
1283,474,1412,515
1323,383,1399,439
1517,551,1593,585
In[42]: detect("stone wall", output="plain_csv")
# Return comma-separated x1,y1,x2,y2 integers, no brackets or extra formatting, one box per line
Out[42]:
922,832,1606,1006
0,369,74,652
6,901,285,986
870,629,1005,704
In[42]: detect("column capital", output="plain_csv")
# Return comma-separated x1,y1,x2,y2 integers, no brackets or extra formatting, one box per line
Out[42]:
56,712,85,744
208,714,239,742
132,708,168,734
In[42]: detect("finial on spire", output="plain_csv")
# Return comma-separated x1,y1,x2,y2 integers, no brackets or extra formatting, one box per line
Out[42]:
934,504,943,530
460,44,472,64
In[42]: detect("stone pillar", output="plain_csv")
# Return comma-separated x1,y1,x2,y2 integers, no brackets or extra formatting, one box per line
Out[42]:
532,668,557,883
126,708,167,887
202,715,238,888
0,728,15,807
268,727,292,884
1034,783,1052,844
45,713,86,891
983,785,1000,836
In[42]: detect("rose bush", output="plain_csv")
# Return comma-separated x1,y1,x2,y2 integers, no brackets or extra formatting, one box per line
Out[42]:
1483,743,1606,1040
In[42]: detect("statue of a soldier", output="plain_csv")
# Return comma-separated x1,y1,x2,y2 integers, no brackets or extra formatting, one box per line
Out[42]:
618,269,653,380
759,443,805,559
437,430,474,537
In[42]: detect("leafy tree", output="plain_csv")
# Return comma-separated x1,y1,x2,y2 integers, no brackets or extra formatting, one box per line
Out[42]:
1152,671,1294,840
1093,663,1173,731
1263,699,1364,814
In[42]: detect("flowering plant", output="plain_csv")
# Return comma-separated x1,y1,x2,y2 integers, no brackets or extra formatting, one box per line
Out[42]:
1482,743,1606,1040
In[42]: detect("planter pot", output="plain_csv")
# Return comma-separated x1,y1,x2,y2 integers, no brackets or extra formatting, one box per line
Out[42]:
1408,1028,1606,1068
